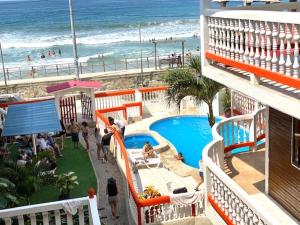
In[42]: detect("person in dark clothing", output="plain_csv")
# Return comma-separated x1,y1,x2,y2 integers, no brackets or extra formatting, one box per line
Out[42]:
106,177,119,219
101,128,113,162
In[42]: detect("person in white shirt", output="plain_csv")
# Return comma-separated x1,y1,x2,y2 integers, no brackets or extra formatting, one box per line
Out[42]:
37,134,53,151
108,117,125,137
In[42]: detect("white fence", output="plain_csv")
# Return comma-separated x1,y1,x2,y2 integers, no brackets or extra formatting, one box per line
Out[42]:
0,196,100,225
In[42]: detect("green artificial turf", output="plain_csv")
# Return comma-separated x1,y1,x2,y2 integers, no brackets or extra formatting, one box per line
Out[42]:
29,138,97,204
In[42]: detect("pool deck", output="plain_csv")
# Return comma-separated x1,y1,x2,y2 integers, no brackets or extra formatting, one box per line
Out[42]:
126,115,202,194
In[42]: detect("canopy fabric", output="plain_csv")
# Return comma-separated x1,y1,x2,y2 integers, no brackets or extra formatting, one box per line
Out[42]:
46,80,102,93
3,100,61,136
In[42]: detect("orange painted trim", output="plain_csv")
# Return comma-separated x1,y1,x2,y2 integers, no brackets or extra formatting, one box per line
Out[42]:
205,51,300,90
138,86,168,93
257,133,266,141
95,86,168,98
224,142,254,153
0,98,54,108
208,195,234,225
95,110,171,208
97,106,126,114
95,89,135,98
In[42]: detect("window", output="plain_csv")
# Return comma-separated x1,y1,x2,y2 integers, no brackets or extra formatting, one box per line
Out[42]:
292,118,300,169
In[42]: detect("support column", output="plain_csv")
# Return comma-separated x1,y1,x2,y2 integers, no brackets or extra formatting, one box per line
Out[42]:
200,0,210,69
90,89,96,121
54,93,62,120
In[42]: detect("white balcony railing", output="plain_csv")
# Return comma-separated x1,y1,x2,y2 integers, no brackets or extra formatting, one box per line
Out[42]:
202,107,280,225
203,9,300,91
0,196,101,225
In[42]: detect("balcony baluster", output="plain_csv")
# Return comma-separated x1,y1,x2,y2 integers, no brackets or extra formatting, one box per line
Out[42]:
285,23,292,76
249,20,255,65
260,21,266,69
278,23,286,74
265,22,272,70
226,18,231,58
234,19,240,61
271,22,279,72
254,21,261,67
239,20,245,62
230,19,235,59
244,20,250,64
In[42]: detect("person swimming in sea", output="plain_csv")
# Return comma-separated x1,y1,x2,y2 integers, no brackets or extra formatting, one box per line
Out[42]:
58,49,61,56
41,52,45,59
26,55,31,61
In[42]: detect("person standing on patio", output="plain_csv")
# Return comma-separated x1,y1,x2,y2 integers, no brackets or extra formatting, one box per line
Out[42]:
106,177,119,219
101,128,113,163
69,119,80,149
108,117,125,138
81,121,89,151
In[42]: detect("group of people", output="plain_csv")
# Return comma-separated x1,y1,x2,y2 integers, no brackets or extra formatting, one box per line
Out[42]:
25,49,62,62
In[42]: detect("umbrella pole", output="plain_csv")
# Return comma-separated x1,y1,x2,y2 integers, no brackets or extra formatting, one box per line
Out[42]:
32,134,37,155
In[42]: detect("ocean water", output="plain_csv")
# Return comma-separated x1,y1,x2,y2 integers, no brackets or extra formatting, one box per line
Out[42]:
0,0,201,69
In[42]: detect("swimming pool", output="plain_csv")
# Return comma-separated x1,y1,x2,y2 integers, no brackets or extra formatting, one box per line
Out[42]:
125,134,159,149
150,116,249,168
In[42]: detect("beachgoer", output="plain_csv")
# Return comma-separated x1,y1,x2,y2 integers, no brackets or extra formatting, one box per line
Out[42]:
36,134,53,151
48,51,52,57
101,128,113,162
195,159,204,191
52,50,56,56
94,128,102,160
26,55,31,61
177,55,182,67
108,117,125,138
68,119,80,149
106,177,119,219
41,53,45,59
58,49,62,56
142,142,154,159
81,121,89,151
46,133,62,157
59,119,66,150
174,152,184,162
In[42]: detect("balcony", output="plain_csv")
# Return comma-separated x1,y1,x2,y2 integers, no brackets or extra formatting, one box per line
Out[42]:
200,2,300,117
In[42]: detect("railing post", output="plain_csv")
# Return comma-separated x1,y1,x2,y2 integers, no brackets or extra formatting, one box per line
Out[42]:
102,61,106,72
192,204,196,216
137,206,142,225
80,62,83,74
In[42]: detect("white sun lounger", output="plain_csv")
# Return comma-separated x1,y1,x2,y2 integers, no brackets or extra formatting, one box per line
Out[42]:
128,149,162,170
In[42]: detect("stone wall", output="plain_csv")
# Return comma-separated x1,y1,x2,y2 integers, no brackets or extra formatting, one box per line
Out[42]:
1,71,166,99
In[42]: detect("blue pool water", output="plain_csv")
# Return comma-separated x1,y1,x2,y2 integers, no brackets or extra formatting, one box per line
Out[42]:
150,116,249,168
125,134,159,149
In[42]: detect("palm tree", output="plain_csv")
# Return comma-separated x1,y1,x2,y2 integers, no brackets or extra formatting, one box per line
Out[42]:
164,56,223,127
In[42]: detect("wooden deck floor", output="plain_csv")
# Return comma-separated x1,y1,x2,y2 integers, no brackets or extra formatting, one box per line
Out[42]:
225,149,265,195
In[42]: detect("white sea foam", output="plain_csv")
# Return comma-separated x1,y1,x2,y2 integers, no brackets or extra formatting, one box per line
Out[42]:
0,19,199,49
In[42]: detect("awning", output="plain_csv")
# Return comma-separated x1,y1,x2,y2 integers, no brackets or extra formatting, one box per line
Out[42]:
3,99,61,137
46,80,102,94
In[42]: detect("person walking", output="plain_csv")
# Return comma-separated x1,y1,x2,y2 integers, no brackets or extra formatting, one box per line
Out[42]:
81,121,89,151
69,119,80,149
101,128,113,163
106,177,119,219
59,119,66,150
94,127,102,160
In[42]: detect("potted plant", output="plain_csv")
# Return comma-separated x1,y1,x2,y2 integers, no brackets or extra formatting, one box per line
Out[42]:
139,185,162,223
222,88,231,118
56,172,78,200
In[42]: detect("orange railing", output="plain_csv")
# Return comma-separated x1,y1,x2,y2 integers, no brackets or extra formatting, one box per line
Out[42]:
95,111,170,225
